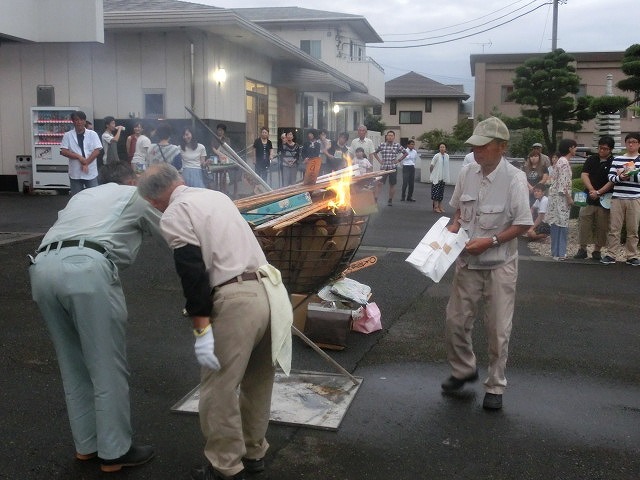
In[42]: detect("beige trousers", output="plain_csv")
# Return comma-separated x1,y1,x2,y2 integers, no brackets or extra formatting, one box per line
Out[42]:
445,259,518,395
605,198,640,260
200,278,274,477
577,204,610,248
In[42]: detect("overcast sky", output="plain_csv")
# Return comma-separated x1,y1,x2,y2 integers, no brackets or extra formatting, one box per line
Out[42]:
189,0,636,99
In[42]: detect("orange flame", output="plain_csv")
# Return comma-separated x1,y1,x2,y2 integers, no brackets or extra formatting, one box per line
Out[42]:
327,153,353,210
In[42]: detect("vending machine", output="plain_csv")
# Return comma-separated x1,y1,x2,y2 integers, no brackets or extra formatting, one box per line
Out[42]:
31,106,79,189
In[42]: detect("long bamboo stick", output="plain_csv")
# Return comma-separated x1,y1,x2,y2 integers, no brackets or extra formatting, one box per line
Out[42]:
254,199,334,231
184,106,272,192
234,170,391,212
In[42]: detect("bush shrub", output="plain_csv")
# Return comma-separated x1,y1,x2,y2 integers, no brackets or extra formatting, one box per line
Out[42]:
571,164,583,179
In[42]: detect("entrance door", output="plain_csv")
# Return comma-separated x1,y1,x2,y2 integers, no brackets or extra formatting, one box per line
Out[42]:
245,79,269,155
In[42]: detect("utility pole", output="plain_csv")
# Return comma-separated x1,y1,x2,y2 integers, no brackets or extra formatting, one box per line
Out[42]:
551,0,558,51
551,0,567,51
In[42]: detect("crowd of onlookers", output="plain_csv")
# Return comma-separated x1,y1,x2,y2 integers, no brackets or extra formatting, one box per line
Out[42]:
521,133,640,265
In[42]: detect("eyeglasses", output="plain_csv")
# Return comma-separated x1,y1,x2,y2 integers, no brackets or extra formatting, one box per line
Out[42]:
626,140,639,144
598,146,611,151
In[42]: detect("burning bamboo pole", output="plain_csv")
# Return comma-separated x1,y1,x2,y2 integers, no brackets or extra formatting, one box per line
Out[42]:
234,169,392,212
254,199,335,231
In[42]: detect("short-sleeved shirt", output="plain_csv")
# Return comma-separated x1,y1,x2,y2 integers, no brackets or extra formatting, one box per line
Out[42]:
147,143,182,166
132,135,152,165
180,143,207,169
402,148,419,166
375,142,405,170
101,131,120,164
451,159,532,269
581,154,612,205
350,137,375,159
532,195,548,215
61,128,102,180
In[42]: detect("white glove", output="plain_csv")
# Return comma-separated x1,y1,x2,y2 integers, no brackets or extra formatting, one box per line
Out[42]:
193,326,221,371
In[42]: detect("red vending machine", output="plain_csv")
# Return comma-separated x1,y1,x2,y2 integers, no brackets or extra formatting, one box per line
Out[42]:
31,106,79,190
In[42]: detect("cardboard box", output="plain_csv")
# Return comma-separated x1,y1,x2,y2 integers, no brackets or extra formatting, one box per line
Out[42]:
242,192,312,225
303,303,353,350
289,293,321,332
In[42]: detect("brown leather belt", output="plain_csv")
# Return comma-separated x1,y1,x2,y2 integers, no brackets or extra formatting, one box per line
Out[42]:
38,240,106,255
216,271,263,289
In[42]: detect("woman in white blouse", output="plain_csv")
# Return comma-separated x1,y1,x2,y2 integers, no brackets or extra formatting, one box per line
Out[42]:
429,143,450,213
180,127,207,188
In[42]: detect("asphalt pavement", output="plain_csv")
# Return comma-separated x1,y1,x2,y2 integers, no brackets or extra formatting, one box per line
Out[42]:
1,180,639,480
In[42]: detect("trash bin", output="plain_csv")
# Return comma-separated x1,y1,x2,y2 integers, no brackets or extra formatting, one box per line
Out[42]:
15,155,33,194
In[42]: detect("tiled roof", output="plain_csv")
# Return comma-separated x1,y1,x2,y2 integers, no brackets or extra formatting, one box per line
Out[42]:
386,71,469,99
230,6,362,21
104,0,222,12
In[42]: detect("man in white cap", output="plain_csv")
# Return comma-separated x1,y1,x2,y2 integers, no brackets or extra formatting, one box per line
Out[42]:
531,142,550,167
440,117,532,410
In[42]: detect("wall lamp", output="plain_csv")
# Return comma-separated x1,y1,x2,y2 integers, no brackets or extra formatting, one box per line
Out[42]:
213,68,227,85
333,104,340,114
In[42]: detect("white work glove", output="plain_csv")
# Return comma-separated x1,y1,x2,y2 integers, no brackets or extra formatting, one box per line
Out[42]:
193,326,221,371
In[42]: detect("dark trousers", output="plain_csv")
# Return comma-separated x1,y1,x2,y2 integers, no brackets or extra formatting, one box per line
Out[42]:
401,165,415,200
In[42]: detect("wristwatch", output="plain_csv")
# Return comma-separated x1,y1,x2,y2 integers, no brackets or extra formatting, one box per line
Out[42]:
491,235,500,247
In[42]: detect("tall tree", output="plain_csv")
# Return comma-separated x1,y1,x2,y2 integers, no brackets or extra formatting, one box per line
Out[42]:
616,43,640,114
508,49,595,153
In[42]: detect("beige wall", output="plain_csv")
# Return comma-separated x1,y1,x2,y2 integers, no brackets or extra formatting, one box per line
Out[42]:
380,97,462,148
474,57,640,148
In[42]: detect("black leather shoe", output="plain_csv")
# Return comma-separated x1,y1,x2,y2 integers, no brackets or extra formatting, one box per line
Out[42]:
100,444,154,472
441,369,479,392
482,393,503,410
242,457,265,473
191,464,245,480
573,248,587,259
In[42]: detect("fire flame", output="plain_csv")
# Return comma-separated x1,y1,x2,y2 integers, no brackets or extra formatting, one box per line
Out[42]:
327,153,353,210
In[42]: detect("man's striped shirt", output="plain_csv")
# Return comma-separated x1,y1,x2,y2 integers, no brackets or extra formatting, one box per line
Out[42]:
608,155,640,199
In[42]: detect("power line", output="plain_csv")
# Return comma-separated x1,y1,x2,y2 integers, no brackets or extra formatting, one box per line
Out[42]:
380,0,541,43
368,2,552,49
380,0,534,36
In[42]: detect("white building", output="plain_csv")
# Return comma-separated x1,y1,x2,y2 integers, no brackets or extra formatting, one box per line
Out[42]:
0,0,385,191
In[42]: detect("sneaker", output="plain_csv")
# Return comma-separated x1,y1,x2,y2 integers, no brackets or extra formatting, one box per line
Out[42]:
191,464,245,480
441,369,479,392
387,199,393,206
407,198,416,202
591,251,602,261
400,198,405,202
482,393,503,410
626,258,640,266
600,255,616,265
573,248,588,259
100,445,154,472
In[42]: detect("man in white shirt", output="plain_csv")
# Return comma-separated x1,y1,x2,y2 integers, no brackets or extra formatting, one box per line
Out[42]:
349,125,375,161
60,111,103,196
401,140,419,201
101,116,125,165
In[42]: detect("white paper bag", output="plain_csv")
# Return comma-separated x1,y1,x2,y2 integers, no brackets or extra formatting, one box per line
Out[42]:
405,217,469,283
